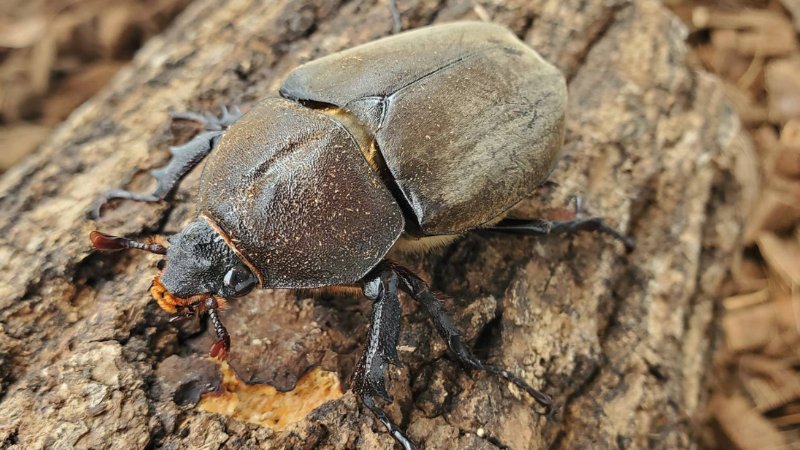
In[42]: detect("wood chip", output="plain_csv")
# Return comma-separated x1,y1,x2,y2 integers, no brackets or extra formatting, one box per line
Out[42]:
721,80,770,127
711,394,789,450
780,0,800,32
0,0,191,171
723,293,776,352
732,251,769,293
743,188,800,243
724,289,771,311
766,56,800,123
41,62,124,124
770,119,800,177
0,124,51,171
738,354,800,412
757,232,800,288
0,16,46,49
753,125,779,160
696,8,798,57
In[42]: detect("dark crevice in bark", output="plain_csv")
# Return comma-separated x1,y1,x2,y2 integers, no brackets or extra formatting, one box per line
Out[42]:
547,359,602,450
565,2,629,83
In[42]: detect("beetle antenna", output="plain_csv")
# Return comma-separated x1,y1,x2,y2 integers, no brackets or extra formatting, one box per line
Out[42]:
90,231,168,255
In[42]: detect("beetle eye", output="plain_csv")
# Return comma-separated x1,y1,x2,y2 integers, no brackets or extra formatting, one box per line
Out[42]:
223,266,257,297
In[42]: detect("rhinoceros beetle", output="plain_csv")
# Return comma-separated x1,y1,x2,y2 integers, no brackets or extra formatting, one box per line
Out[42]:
90,22,632,449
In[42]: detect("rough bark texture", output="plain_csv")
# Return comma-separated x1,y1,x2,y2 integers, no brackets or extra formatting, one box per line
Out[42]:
0,0,753,449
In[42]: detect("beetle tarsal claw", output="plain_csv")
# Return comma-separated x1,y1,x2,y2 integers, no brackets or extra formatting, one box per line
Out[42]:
209,339,230,360
168,314,189,324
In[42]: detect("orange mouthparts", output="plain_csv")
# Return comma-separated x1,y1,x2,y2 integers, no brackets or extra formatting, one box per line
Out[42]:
150,275,227,314
151,275,194,314
150,275,231,359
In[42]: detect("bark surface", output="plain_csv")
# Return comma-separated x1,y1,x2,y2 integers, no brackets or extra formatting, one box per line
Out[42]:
0,0,754,449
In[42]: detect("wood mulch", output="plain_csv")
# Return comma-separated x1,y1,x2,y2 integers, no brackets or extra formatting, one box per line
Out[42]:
0,0,192,171
669,0,800,448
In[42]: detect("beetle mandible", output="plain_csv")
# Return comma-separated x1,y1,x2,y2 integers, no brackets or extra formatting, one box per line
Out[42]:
90,22,632,449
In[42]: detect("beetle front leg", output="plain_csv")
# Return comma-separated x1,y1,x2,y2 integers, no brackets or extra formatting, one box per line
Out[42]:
92,106,242,217
390,263,553,410
356,269,416,450
205,297,231,359
167,296,231,359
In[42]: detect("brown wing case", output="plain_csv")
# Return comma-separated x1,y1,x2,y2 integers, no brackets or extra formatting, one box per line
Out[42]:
198,98,404,288
280,22,567,234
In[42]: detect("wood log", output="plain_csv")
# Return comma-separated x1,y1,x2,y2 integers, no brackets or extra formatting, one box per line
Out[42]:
0,0,755,448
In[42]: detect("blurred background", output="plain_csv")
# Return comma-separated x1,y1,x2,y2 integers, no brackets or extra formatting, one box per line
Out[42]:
1,0,799,448
666,1,800,448
0,0,191,171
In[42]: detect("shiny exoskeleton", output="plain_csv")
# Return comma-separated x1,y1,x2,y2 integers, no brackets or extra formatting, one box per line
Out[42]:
90,22,632,449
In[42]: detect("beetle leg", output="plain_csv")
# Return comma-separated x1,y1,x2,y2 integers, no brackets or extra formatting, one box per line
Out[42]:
390,263,553,411
483,217,635,253
92,130,222,217
357,269,416,450
92,106,243,218
205,296,231,360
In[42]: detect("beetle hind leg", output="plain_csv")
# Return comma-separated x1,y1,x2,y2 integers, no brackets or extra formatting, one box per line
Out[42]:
92,106,243,218
357,268,417,450
484,216,635,253
391,263,553,410
388,0,402,34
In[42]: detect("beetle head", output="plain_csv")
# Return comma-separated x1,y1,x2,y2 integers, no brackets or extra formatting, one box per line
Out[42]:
90,218,258,314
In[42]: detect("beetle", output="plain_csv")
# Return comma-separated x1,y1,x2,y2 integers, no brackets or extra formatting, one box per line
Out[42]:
90,22,632,449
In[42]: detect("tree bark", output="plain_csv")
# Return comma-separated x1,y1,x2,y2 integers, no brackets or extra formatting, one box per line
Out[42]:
0,0,754,449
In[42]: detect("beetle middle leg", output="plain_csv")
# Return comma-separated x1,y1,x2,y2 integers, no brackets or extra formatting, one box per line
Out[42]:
356,268,416,450
92,106,242,217
205,296,231,359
